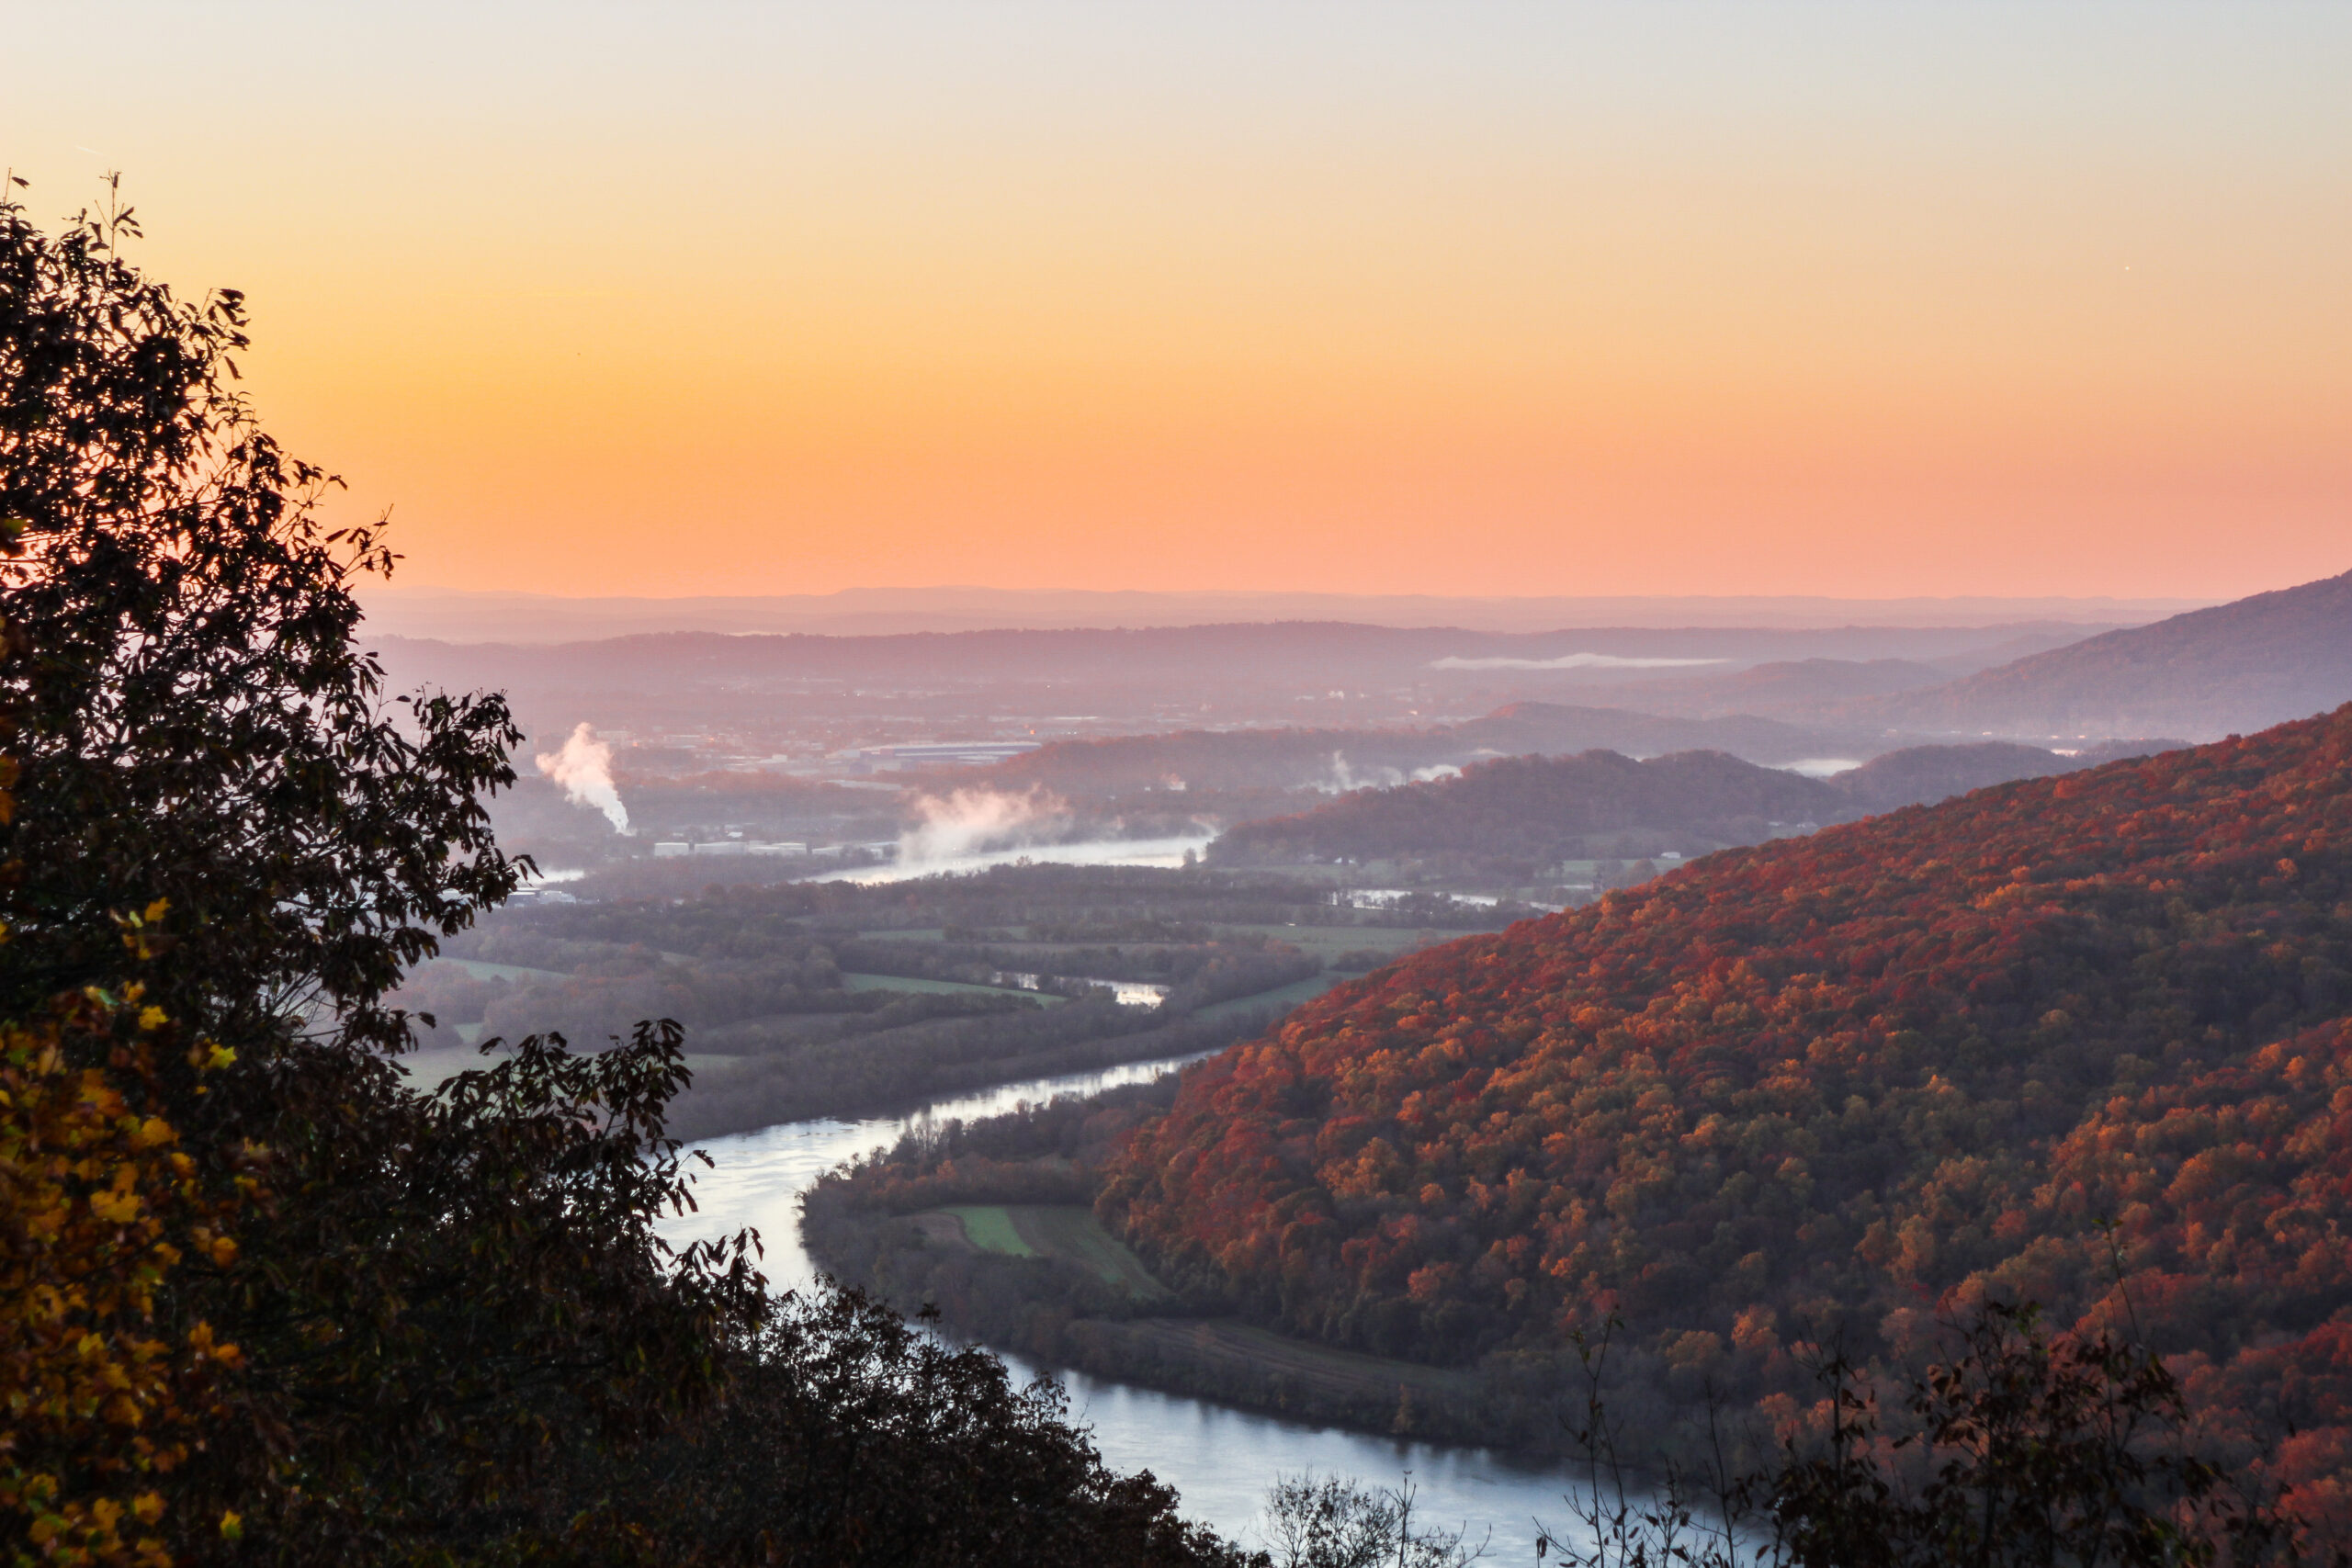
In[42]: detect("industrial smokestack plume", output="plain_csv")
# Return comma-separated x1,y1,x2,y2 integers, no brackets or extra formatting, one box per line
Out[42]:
536,722,630,834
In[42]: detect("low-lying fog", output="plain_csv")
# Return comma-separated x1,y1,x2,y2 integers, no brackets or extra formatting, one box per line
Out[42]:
814,831,1216,885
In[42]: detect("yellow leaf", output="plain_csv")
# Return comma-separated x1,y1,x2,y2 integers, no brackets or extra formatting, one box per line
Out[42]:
89,1190,142,1224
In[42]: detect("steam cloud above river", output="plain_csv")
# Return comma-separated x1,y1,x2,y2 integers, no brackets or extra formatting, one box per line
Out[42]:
536,722,629,833
897,785,1070,871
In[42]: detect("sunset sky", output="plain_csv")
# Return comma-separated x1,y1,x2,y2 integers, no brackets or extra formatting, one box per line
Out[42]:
6,3,2346,600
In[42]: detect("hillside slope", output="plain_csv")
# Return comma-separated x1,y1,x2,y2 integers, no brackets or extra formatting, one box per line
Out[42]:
1104,705,2352,1506
1827,737,2187,813
1594,656,1957,718
1212,750,1841,867
1208,739,2187,869
1865,567,2352,739
984,703,1876,797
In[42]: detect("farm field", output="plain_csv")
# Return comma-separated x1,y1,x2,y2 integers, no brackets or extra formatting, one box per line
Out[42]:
843,972,1056,1004
1218,924,1427,957
939,1204,1169,1299
942,1205,1035,1257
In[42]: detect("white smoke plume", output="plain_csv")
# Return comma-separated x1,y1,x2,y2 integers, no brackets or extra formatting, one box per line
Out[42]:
898,786,1069,870
536,722,630,833
1315,752,1464,794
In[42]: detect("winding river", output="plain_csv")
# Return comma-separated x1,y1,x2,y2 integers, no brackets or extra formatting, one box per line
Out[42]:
662,1055,1583,1559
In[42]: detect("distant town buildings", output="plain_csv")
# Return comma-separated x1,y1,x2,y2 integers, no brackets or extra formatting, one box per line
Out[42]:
829,741,1042,773
651,840,812,858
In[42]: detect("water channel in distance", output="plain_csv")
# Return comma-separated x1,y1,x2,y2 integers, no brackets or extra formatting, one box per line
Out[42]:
661,1053,1587,1560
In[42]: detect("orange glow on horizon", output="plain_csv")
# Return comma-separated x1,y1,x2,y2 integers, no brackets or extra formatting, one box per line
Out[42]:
6,5,2346,600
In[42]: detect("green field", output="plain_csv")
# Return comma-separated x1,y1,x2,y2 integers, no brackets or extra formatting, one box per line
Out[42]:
939,1204,1170,1299
842,972,1056,1004
1219,924,1427,956
943,1205,1035,1256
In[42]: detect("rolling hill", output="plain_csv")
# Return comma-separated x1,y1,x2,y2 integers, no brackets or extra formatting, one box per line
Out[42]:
1863,566,2352,740
1591,656,1964,718
1826,736,2188,813
1209,750,1841,868
1207,739,2188,869
980,702,1878,798
1102,704,2352,1514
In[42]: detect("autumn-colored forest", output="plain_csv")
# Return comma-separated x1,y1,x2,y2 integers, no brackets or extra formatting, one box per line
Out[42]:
1105,705,2352,1520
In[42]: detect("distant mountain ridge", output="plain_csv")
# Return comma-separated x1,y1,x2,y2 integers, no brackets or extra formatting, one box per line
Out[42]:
374,622,2114,694
1859,567,2352,740
360,585,2197,642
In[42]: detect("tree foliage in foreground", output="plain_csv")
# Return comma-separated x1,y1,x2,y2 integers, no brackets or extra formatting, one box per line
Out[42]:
0,182,1250,1564
0,979,246,1565
0,173,521,1059
1548,1300,2318,1568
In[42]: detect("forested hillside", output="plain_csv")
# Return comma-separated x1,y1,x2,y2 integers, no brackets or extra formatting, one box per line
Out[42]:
1106,705,2352,1518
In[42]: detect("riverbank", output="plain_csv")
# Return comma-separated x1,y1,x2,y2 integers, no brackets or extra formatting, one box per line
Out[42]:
812,1194,1493,1438
664,998,1278,1141
798,1092,1605,1459
404,867,1418,1140
399,968,1334,1142
656,1054,1581,1557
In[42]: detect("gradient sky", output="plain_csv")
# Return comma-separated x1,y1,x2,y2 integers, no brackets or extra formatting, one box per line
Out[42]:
5,3,2346,599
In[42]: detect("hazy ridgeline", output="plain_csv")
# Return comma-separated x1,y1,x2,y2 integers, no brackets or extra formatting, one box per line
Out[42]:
459,573,2352,906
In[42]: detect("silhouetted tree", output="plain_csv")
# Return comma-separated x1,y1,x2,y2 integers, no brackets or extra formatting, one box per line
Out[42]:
0,181,1250,1566
0,173,522,1060
1542,1302,2319,1568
